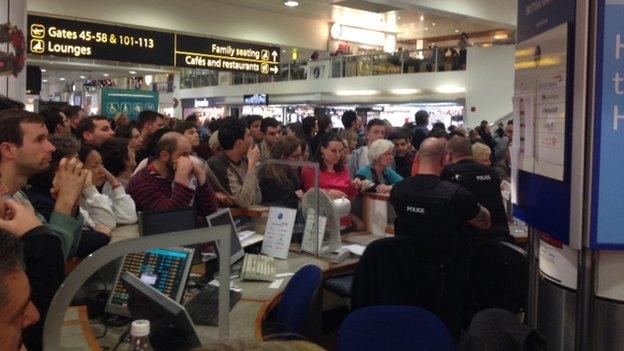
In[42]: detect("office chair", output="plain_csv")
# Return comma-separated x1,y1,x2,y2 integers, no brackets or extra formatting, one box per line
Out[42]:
337,306,458,351
324,273,354,298
466,240,528,320
350,236,466,339
273,265,323,336
462,308,547,351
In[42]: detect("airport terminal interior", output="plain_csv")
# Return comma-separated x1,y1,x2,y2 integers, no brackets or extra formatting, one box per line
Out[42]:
0,0,620,350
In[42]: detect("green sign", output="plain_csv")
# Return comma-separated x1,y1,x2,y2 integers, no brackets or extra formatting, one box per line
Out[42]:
100,89,159,120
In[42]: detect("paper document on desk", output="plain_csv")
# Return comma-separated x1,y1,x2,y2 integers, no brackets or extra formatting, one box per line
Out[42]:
343,244,366,256
238,230,256,242
208,279,242,292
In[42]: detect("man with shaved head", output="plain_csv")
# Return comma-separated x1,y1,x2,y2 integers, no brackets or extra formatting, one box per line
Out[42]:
128,132,217,216
390,137,491,337
391,137,491,247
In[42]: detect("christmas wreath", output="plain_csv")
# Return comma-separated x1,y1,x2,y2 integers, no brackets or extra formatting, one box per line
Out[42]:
0,23,26,77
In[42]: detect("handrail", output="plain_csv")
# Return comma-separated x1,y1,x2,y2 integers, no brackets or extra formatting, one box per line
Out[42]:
43,225,233,350
179,45,474,88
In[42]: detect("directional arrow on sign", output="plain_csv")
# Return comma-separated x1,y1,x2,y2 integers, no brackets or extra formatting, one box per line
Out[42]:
270,66,279,74
271,50,278,62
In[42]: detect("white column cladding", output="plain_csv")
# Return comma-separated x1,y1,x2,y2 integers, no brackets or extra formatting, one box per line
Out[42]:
0,0,27,102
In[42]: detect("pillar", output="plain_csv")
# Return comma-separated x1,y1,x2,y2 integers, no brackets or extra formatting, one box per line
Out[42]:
0,0,27,102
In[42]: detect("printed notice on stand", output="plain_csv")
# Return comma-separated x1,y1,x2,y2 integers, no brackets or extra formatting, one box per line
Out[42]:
301,209,327,255
261,207,297,260
513,93,536,174
514,23,568,182
534,72,566,180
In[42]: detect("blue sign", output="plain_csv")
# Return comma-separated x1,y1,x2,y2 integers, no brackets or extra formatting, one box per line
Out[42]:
243,94,269,106
591,0,624,249
517,0,575,42
100,88,159,120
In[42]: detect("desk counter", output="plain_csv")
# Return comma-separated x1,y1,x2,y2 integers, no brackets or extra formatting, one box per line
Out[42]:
62,224,360,349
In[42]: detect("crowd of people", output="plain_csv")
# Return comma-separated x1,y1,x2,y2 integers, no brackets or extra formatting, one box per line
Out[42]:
0,93,515,350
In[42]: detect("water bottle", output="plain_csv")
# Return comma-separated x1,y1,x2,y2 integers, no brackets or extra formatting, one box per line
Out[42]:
126,319,154,351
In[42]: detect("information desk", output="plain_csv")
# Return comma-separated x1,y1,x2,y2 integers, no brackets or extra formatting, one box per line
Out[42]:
60,224,363,350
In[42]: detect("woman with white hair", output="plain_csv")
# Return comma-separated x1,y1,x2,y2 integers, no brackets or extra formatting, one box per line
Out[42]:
472,142,492,167
354,139,403,193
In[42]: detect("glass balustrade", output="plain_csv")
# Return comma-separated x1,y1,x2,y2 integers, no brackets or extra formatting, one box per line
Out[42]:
179,46,471,89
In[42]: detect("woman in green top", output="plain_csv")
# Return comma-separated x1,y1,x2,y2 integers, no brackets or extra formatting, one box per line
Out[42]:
354,139,403,193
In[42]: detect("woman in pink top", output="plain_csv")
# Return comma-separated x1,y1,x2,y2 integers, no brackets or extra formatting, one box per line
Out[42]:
301,133,361,228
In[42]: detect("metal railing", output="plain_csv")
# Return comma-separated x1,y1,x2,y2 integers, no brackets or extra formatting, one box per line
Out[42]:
179,46,469,89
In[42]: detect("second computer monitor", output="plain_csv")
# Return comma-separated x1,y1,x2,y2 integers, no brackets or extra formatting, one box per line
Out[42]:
206,208,245,263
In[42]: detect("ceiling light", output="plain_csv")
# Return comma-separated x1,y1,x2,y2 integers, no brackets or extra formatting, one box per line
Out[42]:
391,88,421,95
284,0,299,7
59,77,66,81
493,33,509,40
331,23,392,47
41,68,46,73
144,75,154,85
335,90,378,96
42,79,48,83
432,22,436,26
454,29,460,33
79,75,86,79
420,15,424,22
129,70,137,74
425,27,429,31
102,73,110,77
436,85,465,94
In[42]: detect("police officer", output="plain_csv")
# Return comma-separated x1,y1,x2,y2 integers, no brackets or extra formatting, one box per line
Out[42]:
442,136,510,244
442,135,516,324
390,137,491,338
391,137,491,247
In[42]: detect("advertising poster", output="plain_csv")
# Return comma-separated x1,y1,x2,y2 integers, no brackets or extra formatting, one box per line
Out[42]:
591,0,624,249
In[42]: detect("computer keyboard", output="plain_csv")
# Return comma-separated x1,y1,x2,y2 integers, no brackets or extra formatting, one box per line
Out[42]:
184,285,241,326
241,253,276,282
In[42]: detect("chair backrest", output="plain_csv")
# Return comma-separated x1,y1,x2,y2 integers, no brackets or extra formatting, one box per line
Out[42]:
469,240,528,315
466,308,547,351
350,236,467,339
337,306,458,351
276,265,323,335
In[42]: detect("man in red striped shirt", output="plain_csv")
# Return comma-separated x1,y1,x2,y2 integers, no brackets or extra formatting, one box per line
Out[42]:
128,132,217,217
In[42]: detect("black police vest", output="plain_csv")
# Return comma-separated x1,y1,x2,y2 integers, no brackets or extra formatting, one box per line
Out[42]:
442,161,510,239
391,177,466,261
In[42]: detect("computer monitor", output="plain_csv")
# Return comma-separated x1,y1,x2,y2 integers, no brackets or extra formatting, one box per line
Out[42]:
205,208,245,263
139,208,197,236
106,247,194,317
121,272,202,351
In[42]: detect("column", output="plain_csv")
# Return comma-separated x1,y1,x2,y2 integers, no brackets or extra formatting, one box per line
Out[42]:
0,0,27,102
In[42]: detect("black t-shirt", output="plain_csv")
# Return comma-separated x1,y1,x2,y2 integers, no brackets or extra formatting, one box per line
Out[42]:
390,175,480,261
394,152,415,179
441,160,510,243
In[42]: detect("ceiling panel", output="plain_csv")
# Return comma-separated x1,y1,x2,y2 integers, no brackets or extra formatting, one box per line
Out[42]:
208,0,504,39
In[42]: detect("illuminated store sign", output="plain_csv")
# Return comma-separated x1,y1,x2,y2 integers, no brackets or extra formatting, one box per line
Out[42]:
27,15,175,66
176,35,281,75
244,94,269,105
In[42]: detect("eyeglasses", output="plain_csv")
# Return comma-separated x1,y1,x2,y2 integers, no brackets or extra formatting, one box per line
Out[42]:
288,153,303,159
